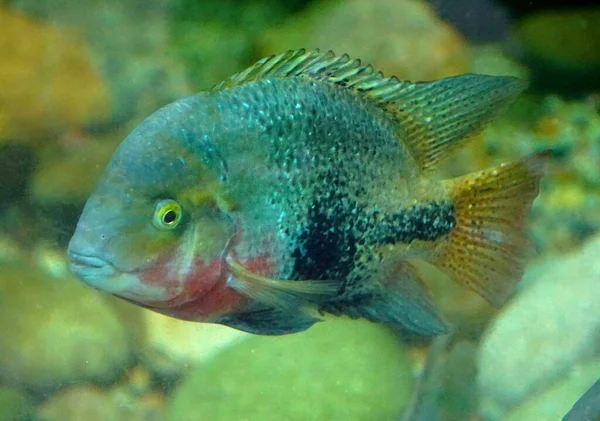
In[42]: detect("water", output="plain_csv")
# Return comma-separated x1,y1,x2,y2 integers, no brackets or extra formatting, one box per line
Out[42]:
1,0,599,420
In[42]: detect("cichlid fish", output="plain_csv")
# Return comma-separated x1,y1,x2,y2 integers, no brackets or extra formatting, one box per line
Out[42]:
563,378,600,421
67,49,548,336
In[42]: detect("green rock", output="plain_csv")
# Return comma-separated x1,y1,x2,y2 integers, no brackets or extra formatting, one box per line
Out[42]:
0,386,32,421
515,8,600,93
0,265,133,390
168,0,291,91
166,317,413,421
505,359,600,421
469,44,530,80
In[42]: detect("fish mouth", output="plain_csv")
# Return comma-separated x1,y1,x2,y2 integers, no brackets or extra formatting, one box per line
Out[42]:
67,250,118,285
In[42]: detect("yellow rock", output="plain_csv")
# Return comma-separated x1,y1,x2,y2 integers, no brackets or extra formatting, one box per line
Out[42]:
0,6,108,142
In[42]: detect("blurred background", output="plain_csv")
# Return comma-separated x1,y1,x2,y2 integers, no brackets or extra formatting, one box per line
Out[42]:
0,0,599,420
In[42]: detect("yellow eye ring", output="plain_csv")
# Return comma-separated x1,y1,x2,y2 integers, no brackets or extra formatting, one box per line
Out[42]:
153,199,183,229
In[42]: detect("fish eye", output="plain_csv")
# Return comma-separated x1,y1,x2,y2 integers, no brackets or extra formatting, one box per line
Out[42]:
153,199,183,230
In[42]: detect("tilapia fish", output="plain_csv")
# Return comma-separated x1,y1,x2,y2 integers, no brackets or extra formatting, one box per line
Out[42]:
67,49,548,336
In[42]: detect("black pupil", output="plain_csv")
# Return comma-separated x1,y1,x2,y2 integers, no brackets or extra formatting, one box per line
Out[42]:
163,210,178,224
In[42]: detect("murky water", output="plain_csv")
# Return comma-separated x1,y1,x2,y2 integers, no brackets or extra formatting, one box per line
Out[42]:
1,1,599,420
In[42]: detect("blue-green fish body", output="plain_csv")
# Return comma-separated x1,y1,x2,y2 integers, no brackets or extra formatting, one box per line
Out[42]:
67,50,547,336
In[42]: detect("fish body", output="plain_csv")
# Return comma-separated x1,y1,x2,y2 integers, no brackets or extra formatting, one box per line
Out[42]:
68,49,547,336
563,378,600,421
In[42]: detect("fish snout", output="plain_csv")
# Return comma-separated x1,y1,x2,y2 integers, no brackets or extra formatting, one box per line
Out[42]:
67,248,118,286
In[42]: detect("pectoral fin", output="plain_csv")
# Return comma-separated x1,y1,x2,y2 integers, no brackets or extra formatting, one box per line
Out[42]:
226,258,340,313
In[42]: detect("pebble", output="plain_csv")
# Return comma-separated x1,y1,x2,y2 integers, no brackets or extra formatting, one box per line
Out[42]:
0,265,133,391
477,234,600,419
166,317,414,421
140,310,250,378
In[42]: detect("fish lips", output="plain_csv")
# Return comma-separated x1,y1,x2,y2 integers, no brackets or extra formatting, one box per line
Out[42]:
67,250,119,288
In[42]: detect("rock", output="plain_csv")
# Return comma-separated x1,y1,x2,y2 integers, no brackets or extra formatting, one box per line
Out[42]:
9,0,190,126
140,310,250,378
0,386,33,421
35,386,122,421
29,131,122,205
468,44,530,80
504,359,600,421
0,5,109,142
34,367,166,421
168,0,291,91
166,317,414,421
258,0,468,81
477,234,600,420
109,365,167,421
0,264,133,391
514,8,600,94
0,233,24,265
169,20,251,91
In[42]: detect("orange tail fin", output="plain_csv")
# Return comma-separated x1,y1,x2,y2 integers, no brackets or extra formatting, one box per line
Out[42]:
433,150,550,307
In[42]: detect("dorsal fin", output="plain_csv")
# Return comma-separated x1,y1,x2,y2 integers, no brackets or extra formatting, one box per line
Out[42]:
212,49,528,171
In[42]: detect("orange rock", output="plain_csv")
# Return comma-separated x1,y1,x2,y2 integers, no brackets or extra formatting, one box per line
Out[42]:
0,6,108,143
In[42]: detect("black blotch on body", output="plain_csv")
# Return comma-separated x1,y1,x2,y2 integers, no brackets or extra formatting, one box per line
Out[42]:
366,201,456,246
290,180,456,283
291,180,358,282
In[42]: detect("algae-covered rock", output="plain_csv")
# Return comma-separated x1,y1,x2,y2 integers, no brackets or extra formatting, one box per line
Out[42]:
505,360,600,421
168,0,291,91
477,234,600,420
515,8,600,93
166,317,414,421
0,5,109,142
35,382,166,421
258,0,468,81
35,386,122,421
141,310,250,378
9,0,190,126
0,265,132,390
0,386,33,421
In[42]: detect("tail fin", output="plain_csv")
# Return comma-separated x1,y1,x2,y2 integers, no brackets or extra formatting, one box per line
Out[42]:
433,150,550,307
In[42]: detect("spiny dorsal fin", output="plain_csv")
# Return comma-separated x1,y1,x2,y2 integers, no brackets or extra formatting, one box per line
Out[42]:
212,49,528,172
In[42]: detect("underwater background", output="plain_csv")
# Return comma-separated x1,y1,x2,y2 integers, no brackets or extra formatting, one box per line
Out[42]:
1,0,599,420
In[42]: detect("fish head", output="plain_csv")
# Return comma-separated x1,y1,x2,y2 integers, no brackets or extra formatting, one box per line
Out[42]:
68,98,234,310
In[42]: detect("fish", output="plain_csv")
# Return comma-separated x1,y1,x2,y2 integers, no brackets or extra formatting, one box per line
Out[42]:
563,378,600,421
67,49,548,336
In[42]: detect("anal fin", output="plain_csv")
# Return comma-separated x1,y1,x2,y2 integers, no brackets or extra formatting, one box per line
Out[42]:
435,150,550,306
344,260,449,337
216,307,321,336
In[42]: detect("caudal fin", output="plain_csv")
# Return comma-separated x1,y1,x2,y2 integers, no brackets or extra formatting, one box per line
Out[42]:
433,150,550,307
